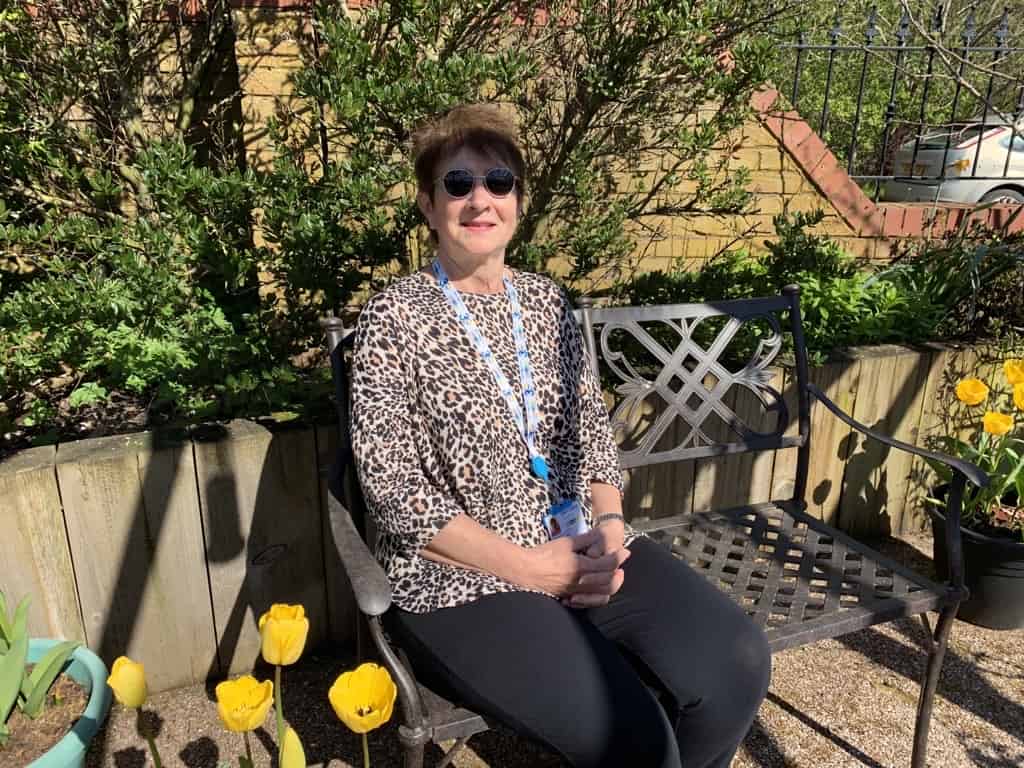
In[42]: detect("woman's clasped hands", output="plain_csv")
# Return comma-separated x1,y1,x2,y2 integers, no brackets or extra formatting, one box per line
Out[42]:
524,519,629,609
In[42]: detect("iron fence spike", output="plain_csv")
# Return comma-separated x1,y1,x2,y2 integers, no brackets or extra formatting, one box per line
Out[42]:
865,7,877,43
896,8,910,42
995,7,1009,46
963,8,976,45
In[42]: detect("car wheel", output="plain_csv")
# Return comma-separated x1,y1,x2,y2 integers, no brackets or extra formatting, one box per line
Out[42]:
980,188,1024,204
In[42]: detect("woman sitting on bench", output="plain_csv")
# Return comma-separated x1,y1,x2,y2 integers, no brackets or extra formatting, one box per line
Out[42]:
350,103,771,768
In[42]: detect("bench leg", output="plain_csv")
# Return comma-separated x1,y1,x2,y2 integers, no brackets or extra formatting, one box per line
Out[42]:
398,725,426,768
911,605,957,768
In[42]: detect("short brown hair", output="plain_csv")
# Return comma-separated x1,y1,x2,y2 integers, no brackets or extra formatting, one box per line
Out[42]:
411,103,527,201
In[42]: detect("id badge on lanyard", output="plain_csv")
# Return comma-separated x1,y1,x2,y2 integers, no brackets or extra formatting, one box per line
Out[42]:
542,498,589,540
431,259,589,541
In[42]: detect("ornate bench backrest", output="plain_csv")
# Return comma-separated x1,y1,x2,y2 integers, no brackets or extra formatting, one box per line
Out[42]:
323,286,814,525
574,290,812,477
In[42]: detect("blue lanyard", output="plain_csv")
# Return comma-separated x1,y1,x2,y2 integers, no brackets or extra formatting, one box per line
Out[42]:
431,259,549,481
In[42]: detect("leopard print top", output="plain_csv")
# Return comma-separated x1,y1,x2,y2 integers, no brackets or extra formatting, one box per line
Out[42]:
350,268,634,613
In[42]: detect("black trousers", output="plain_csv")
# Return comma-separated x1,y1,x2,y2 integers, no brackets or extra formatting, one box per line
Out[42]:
385,537,772,768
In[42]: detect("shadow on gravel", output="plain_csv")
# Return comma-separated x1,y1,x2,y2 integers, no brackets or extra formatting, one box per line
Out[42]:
832,536,1024,747
740,715,790,768
763,693,887,768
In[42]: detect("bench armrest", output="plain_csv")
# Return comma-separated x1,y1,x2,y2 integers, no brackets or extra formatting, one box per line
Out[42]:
807,384,988,489
326,482,392,617
808,383,986,594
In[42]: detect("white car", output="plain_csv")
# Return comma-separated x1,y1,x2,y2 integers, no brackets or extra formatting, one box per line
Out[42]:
883,117,1024,204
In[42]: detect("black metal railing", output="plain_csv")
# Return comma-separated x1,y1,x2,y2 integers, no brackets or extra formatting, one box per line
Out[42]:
773,4,1023,201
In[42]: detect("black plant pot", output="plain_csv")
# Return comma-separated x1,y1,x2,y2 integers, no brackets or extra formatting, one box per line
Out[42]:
930,488,1024,630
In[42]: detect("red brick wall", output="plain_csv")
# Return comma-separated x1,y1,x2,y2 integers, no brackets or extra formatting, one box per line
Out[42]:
752,87,1024,241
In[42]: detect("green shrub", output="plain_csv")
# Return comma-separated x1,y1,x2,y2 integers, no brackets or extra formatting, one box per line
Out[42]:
620,209,1024,364
2,0,1021,452
2,0,776,449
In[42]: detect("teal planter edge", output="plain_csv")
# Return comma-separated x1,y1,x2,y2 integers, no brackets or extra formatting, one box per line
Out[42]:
26,639,112,768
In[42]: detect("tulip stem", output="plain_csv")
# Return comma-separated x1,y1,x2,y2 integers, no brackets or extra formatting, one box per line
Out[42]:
275,664,285,760
144,734,163,768
243,731,254,768
362,732,370,768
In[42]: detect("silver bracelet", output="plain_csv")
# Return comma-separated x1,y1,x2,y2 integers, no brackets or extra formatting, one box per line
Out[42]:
594,512,625,527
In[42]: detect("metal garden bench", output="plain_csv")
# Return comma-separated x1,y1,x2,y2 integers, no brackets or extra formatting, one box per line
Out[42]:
320,284,986,768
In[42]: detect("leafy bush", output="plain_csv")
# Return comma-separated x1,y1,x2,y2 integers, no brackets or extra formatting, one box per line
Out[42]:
1,0,1021,453
877,214,1024,340
0,0,774,450
620,209,1024,363
269,0,772,302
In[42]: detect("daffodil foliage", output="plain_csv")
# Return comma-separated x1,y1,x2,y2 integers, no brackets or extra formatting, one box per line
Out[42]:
927,361,1024,540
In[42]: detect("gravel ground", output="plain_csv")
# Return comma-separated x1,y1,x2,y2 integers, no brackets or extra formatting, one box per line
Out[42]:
85,534,1024,768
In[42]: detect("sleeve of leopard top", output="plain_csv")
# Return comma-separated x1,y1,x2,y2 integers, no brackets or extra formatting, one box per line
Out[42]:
350,293,464,554
560,292,623,492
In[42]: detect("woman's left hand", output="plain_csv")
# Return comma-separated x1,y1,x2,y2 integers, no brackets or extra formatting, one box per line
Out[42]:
584,517,626,558
563,522,628,608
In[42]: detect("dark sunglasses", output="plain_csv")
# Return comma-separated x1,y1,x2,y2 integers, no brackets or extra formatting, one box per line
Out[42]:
435,168,518,199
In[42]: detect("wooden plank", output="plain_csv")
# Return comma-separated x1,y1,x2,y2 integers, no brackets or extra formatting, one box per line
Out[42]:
56,430,217,692
697,387,743,510
195,421,327,677
882,348,934,532
0,447,84,641
906,345,954,532
622,397,695,524
837,351,894,536
804,357,861,525
717,367,786,509
837,346,932,536
314,423,356,651
770,367,800,501
689,454,717,512
686,369,734,513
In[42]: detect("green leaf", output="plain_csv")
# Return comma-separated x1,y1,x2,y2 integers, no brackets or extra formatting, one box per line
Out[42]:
0,603,29,727
0,592,9,654
13,598,28,638
924,457,953,484
19,641,79,718
68,382,108,410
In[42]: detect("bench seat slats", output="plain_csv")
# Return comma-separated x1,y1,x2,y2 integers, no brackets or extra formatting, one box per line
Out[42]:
634,502,955,653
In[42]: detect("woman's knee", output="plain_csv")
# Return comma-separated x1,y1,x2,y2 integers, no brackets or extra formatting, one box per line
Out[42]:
733,617,772,698
567,690,680,768
671,615,771,725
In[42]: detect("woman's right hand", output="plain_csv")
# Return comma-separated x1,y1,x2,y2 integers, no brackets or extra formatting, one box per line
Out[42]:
518,529,630,598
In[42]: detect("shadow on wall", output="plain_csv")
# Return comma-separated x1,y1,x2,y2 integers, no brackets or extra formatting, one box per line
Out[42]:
620,343,948,539
78,419,353,759
191,420,345,692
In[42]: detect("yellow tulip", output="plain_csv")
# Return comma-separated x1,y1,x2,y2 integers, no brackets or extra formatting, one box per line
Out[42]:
281,726,306,768
983,411,1013,437
258,604,309,666
1015,383,1024,412
1005,359,1024,386
107,656,147,708
215,675,274,733
955,378,989,406
328,663,397,734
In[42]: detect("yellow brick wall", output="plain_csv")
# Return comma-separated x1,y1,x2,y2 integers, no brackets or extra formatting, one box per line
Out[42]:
230,10,879,273
233,9,317,172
